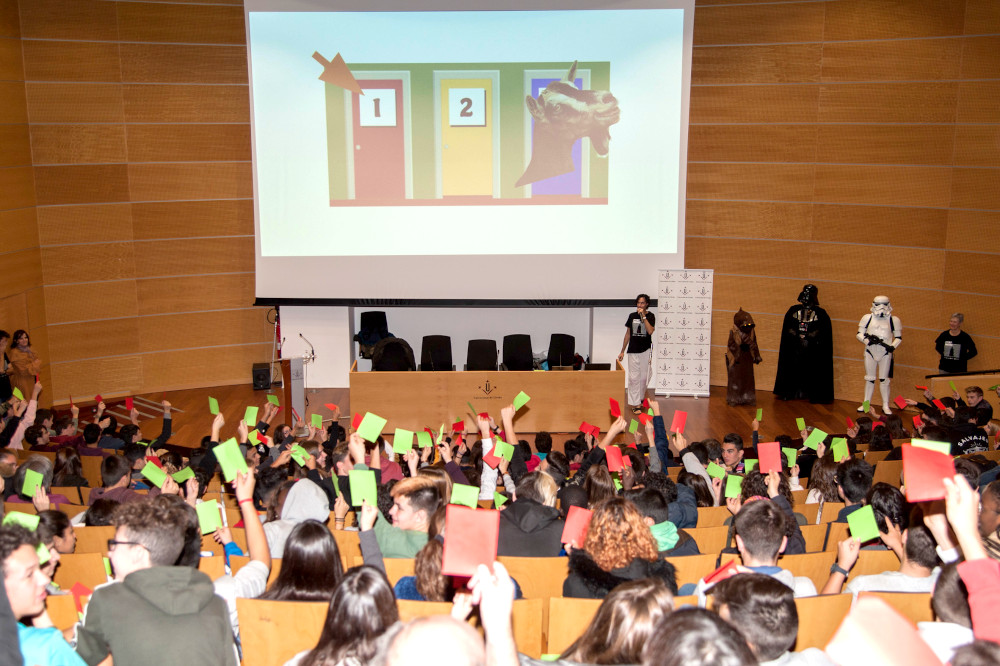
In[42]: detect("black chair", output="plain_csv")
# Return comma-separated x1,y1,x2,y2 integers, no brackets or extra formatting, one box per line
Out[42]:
466,339,498,371
371,337,415,371
547,333,576,369
502,334,533,371
354,311,391,360
420,335,453,371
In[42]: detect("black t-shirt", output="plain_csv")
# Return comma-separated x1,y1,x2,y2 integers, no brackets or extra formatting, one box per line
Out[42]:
625,311,656,354
936,330,977,373
948,422,989,455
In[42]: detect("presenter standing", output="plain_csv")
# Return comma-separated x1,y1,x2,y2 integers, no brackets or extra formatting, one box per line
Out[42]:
7,329,41,401
618,294,655,413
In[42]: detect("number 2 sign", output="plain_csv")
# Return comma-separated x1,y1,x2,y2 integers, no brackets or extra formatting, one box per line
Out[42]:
448,88,486,127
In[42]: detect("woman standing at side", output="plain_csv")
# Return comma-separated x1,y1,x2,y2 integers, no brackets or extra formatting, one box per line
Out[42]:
935,313,977,374
7,329,41,401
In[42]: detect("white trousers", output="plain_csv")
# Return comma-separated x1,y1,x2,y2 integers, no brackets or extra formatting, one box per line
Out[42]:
626,348,652,406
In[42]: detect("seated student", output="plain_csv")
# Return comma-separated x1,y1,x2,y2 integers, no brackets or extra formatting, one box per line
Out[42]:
641,608,758,666
730,470,807,555
833,458,874,522
977,479,1000,559
948,406,990,456
83,498,119,526
645,471,697,529
33,408,54,436
564,438,585,473
37,509,77,555
260,519,343,601
710,573,834,666
87,454,162,505
863,482,908,550
53,447,89,489
122,443,149,486
262,477,330,559
49,413,83,449
583,465,618,508
955,386,993,427
535,431,553,461
23,424,55,451
625,487,700,556
918,563,975,663
96,413,123,450
564,497,678,599
698,499,817,599
366,436,403,483
7,455,72,505
78,423,110,457
0,448,17,499
721,434,744,474
321,435,382,508
1,525,86,666
370,475,439,558
497,472,564,557
74,499,238,665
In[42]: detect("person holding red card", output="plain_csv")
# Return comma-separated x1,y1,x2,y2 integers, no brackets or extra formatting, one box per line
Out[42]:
563,497,677,599
617,294,655,414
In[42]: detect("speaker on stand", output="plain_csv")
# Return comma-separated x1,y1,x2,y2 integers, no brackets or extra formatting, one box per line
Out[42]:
252,363,271,390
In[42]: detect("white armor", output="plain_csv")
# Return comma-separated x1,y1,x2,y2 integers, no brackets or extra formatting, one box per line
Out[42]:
857,295,902,413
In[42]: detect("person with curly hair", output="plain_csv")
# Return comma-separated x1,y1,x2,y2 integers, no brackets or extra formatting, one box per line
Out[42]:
563,497,677,599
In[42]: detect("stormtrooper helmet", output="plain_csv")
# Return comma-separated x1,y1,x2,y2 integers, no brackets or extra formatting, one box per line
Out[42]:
871,295,892,318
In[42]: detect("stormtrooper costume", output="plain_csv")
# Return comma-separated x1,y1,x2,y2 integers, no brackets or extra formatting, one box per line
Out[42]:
857,296,902,413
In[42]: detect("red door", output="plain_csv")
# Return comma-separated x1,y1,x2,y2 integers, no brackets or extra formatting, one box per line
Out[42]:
352,79,405,202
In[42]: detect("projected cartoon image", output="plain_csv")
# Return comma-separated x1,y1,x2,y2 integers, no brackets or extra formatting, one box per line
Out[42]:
517,61,620,187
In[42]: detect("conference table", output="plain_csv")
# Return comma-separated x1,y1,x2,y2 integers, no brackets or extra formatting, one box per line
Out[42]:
349,363,626,433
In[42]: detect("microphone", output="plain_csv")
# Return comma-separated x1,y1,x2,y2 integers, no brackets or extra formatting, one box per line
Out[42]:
299,333,316,363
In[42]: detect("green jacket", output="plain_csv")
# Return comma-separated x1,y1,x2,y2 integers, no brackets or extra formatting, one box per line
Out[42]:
373,512,429,558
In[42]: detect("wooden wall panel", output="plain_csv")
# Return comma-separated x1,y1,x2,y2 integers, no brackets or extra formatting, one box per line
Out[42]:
21,41,121,82
40,244,135,284
808,245,946,290
811,204,948,249
115,2,244,44
131,200,253,240
805,284,944,332
127,163,252,201
140,344,272,393
25,83,124,122
17,0,117,41
122,84,249,123
944,210,1000,253
135,274,256,316
0,81,27,122
0,293,28,333
119,44,248,84
823,0,967,41
49,355,144,399
955,82,1000,123
710,275,806,316
964,0,1000,33
43,282,138,325
36,203,133,246
812,165,952,208
693,3,825,45
814,125,954,165
0,32,22,78
820,39,963,82
126,124,250,163
138,309,271,353
691,44,822,84
960,36,1000,79
0,208,39,254
132,238,254,277
0,0,19,38
46,318,141,361
25,286,45,329
817,83,957,123
30,125,127,164
0,124,31,167
950,168,1000,210
688,125,817,163
687,163,815,202
686,201,813,241
0,166,35,209
0,249,42,300
944,252,1000,297
686,238,812,279
690,85,819,123
952,125,1000,167
33,164,130,205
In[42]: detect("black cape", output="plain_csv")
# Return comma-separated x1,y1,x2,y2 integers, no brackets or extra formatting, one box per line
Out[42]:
772,304,834,404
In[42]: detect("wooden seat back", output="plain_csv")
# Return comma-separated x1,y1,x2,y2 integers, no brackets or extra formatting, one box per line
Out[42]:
236,598,326,666
684,525,732,554
857,591,932,624
53,552,109,591
794,593,853,650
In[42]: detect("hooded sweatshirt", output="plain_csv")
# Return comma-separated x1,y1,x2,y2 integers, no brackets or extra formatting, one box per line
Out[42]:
263,478,330,558
76,566,236,666
497,498,564,557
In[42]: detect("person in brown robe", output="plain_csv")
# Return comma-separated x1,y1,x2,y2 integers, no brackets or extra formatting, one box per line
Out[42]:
726,309,762,406
7,329,41,400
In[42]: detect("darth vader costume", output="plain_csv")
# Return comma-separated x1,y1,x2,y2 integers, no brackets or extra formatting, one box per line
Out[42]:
726,308,762,406
772,284,834,404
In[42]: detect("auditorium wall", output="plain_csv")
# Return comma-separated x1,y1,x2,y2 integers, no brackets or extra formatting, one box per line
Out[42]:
2,0,998,402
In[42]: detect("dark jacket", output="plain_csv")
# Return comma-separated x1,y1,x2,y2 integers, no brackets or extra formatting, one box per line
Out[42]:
668,484,698,529
662,529,700,557
563,550,677,599
497,499,564,557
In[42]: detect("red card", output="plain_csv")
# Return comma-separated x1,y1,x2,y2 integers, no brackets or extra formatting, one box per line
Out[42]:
758,441,781,474
441,505,500,577
623,451,634,465
424,427,435,437
69,395,74,407
902,445,955,503
589,425,601,438
609,397,621,418
452,420,464,432
932,399,946,410
670,410,687,434
626,442,637,450
125,397,134,410
483,449,502,469
94,394,102,404
913,415,924,428
845,417,855,429
826,596,942,666
351,412,362,430
642,398,649,409
324,403,338,411
291,407,301,422
561,505,593,545
579,421,593,434
605,446,624,472
873,421,885,429
146,456,162,469
69,582,92,614
893,395,908,410
477,412,490,419
915,385,928,391
704,559,740,585
252,430,265,444
638,413,652,425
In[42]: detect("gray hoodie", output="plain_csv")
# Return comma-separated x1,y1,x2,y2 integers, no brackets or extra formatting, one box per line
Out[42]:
263,478,330,558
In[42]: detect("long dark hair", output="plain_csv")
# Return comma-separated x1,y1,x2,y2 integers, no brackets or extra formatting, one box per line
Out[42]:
300,566,399,666
678,470,714,508
53,447,84,486
260,520,344,602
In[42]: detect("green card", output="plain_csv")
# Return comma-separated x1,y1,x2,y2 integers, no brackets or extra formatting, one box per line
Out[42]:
196,499,223,535
795,418,806,431
540,655,561,662
311,413,323,429
213,437,248,483
911,439,952,456
802,428,827,451
707,462,726,479
437,424,446,445
628,419,639,434
725,474,744,498
103,557,112,578
266,394,280,406
847,505,881,543
450,483,479,509
244,405,259,426
357,412,388,443
782,447,798,469
12,387,24,401
862,400,870,413
208,397,219,415
756,408,763,422
22,469,43,498
289,444,309,466
613,476,623,491
494,491,508,509
831,438,850,462
949,380,958,393
36,543,50,566
744,459,758,473
393,428,414,454
416,431,432,449
3,511,40,530
171,467,195,483
513,391,531,410
466,401,477,416
140,462,167,488
989,384,999,391
348,470,377,507
494,440,515,461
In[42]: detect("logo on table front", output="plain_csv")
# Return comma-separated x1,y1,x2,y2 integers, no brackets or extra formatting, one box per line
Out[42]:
479,379,498,395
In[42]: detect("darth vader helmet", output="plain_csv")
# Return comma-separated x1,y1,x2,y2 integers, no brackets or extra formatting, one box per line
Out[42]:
797,284,819,307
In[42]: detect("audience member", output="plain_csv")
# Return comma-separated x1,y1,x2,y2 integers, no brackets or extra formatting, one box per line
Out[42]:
833,458,873,522
497,472,563,557
642,608,758,666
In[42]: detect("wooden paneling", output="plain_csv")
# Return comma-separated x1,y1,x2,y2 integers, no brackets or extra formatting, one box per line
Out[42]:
25,282,45,329
688,125,817,163
815,125,954,165
952,125,1000,168
0,81,26,122
0,248,42,300
692,44,822,84
25,83,123,123
138,309,271,353
823,0,967,41
0,166,35,209
21,40,121,82
0,293,28,333
33,165,130,206
687,163,815,202
132,237,254,277
709,275,806,316
128,163,252,201
119,44,247,84
0,33,22,78
135,274,256,315
0,123,31,166
0,0,19,39
808,245,946,290
0,208,38,254
693,2,826,46
820,38,962,82
122,84,249,123
131,200,253,240
49,355,144,399
690,85,819,123
40,244,135,284
944,252,1000,297
818,83,957,123
36,203,133,246
43,281,137,325
30,125,127,164
126,124,250,163
956,82,1000,123
686,201,813,241
959,36,1000,79
47,317,141,360
140,344,272,392
945,210,1000,254
811,204,948,249
115,3,244,44
813,165,952,208
686,238,812,279
17,0,117,41
950,168,1000,210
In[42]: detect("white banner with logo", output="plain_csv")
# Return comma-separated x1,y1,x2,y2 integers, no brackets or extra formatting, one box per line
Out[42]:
654,269,713,397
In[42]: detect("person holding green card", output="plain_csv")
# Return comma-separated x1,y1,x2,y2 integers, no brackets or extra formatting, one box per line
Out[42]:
6,330,40,407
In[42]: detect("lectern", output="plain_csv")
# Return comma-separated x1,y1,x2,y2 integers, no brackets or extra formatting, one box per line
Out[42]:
279,357,306,427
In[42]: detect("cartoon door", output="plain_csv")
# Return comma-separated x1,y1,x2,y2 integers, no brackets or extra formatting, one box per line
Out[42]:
440,78,493,197
529,76,583,196
352,79,405,202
